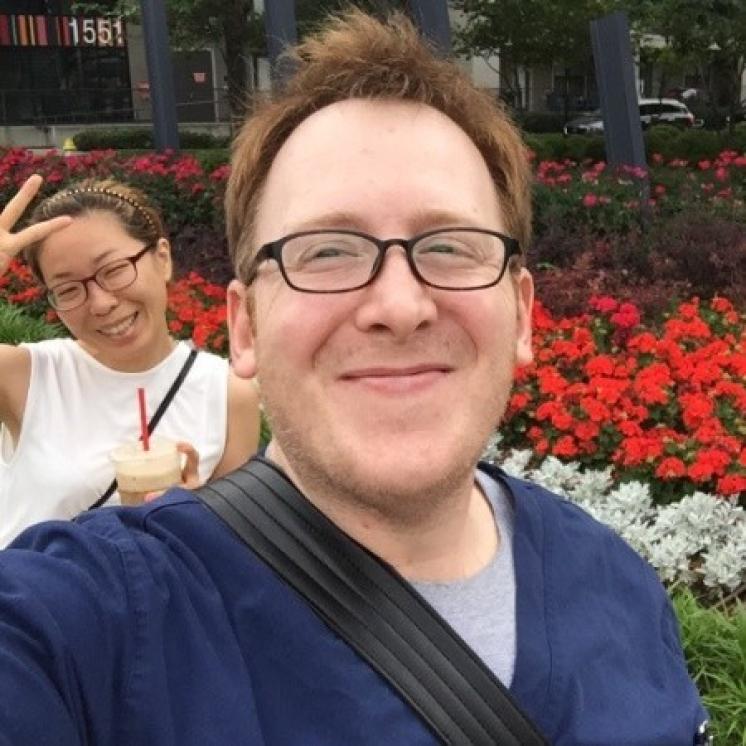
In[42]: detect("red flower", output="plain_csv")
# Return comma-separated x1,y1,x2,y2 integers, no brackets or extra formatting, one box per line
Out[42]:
552,435,579,457
655,457,686,479
589,296,618,313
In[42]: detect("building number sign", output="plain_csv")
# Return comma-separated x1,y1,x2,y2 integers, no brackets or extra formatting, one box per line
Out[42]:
0,15,126,48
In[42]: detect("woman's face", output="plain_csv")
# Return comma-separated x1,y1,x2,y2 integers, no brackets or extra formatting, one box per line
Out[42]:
37,210,174,372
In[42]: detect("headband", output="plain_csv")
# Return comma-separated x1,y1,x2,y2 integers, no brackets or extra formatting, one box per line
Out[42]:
47,187,158,234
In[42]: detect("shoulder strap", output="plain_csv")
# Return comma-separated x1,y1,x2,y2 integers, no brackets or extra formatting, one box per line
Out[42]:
195,456,548,746
88,347,199,511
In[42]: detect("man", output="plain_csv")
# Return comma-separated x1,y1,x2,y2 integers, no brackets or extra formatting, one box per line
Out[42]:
0,11,706,745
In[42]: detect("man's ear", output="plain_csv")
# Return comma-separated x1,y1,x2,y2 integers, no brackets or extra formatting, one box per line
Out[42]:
154,237,173,282
227,279,257,379
514,268,534,368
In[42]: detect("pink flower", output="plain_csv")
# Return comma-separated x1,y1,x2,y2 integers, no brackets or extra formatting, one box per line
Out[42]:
582,193,599,208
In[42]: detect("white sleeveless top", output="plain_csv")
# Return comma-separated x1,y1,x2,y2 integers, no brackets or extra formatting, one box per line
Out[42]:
0,339,229,547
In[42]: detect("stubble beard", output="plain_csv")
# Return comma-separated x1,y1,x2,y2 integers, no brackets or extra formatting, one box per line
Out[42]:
259,366,515,529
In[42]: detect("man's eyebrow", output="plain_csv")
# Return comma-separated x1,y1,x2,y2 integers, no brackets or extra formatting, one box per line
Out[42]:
288,208,482,235
45,248,124,283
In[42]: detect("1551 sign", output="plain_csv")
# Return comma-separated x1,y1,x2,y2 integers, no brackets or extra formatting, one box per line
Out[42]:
0,15,126,48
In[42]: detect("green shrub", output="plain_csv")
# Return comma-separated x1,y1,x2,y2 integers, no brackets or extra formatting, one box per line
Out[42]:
644,125,684,160
525,133,606,162
73,128,228,151
517,111,566,134
674,590,746,745
528,128,746,163
0,302,66,344
192,148,230,173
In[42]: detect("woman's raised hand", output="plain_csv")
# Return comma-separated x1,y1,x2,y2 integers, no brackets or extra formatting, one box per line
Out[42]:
0,175,72,276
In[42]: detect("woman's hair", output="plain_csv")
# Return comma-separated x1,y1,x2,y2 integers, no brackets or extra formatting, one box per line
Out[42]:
226,9,532,283
24,178,165,281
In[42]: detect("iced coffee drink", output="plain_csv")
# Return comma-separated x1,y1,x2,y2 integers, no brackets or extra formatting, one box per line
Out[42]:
110,438,181,506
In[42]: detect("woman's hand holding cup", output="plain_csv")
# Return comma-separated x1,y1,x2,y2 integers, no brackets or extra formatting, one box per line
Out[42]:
143,441,202,503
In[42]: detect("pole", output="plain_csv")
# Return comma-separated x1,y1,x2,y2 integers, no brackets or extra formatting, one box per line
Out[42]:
264,0,297,85
407,0,451,55
140,0,179,152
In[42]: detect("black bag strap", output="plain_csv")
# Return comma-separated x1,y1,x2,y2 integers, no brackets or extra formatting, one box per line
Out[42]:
196,456,549,746
88,347,199,510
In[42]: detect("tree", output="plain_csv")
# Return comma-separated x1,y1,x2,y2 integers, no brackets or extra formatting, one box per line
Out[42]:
453,0,621,111
627,0,746,119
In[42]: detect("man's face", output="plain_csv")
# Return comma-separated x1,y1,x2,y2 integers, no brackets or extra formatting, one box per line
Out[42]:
229,99,533,514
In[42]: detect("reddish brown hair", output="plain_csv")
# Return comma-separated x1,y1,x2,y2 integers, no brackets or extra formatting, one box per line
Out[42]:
226,9,532,282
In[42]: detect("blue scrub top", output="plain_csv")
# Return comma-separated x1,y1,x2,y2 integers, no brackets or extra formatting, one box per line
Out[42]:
0,464,706,744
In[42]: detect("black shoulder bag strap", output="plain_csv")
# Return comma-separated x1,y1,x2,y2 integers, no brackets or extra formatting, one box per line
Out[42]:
195,456,549,746
88,347,199,510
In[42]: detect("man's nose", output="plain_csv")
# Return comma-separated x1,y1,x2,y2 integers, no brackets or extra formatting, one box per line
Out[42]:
353,246,437,338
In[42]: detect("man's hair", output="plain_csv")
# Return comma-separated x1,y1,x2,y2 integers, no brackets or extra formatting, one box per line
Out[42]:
226,9,532,283
25,179,164,282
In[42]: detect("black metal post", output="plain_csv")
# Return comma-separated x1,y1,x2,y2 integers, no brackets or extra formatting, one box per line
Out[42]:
590,11,646,169
140,0,179,152
264,0,298,85
407,0,451,54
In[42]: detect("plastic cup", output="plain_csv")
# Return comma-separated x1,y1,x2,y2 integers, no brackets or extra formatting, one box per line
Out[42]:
110,438,182,506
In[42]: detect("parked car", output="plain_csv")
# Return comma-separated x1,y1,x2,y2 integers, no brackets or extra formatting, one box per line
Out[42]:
563,98,696,134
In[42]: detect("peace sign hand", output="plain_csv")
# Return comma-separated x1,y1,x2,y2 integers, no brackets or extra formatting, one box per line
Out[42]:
0,174,72,276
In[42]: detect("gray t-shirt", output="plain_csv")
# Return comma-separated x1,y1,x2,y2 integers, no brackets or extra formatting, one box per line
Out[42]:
410,471,516,685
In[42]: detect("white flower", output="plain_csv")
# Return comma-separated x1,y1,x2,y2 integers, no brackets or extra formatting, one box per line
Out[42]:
485,439,746,597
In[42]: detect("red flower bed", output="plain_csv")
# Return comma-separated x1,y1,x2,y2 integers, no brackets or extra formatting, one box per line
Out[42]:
503,296,746,503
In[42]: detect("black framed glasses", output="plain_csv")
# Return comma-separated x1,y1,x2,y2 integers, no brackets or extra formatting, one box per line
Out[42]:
46,245,154,311
245,227,521,293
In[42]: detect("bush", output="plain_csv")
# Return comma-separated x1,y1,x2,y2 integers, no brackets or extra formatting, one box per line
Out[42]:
72,128,229,151
517,111,566,133
674,590,746,745
529,128,746,163
646,211,746,307
191,149,230,174
526,133,606,162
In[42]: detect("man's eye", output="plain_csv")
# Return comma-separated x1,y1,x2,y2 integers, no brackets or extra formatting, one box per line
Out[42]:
418,240,478,258
293,242,363,267
309,246,349,259
422,242,459,254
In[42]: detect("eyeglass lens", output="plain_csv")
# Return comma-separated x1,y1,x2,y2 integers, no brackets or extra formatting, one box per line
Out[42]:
48,258,138,310
279,230,507,292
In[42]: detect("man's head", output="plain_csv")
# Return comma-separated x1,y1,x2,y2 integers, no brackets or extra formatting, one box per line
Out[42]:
226,9,532,282
226,11,533,518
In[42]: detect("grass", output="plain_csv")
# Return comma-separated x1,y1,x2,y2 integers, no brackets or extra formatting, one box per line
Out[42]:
675,589,746,745
0,302,66,345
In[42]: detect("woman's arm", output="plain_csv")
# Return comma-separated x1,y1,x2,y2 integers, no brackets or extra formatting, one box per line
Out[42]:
0,175,69,438
0,345,31,441
211,370,261,478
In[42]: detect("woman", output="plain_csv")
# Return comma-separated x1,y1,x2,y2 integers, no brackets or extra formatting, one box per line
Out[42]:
0,174,260,547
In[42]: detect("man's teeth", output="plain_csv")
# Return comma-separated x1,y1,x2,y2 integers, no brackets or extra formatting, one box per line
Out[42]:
99,314,136,336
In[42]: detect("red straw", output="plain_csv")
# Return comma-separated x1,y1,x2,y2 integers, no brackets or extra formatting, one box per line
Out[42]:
137,388,150,451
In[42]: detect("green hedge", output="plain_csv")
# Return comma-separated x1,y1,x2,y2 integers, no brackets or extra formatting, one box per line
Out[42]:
526,125,746,163
515,111,566,133
73,127,229,151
